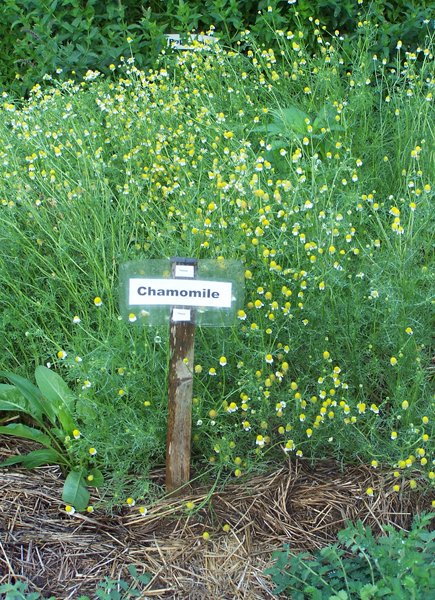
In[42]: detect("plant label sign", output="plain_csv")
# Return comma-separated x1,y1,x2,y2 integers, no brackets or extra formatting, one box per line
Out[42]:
120,258,244,326
128,278,233,308
120,257,244,495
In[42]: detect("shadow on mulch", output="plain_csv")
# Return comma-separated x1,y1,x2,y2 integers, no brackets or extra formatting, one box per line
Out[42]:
0,437,433,599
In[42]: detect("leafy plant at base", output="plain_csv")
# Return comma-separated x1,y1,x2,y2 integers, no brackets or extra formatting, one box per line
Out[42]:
266,513,435,599
0,565,151,599
0,366,103,511
79,565,152,600
0,581,55,600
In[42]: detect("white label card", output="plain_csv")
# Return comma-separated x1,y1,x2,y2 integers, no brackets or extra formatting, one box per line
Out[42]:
129,278,233,308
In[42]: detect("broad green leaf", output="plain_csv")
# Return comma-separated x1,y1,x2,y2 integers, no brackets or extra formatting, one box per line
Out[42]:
251,124,270,134
62,470,90,511
35,366,75,433
262,123,287,135
127,564,138,578
0,448,62,469
137,573,152,585
0,423,53,448
330,592,349,600
86,467,104,487
0,454,29,468
274,105,309,134
57,407,75,436
22,448,63,468
313,103,344,132
0,371,45,423
51,426,66,442
0,384,33,414
268,138,291,151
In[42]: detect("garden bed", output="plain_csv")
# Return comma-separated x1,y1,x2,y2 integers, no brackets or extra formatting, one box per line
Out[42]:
1,438,432,599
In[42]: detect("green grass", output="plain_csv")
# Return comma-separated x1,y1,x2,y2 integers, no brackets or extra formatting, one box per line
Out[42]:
0,23,434,510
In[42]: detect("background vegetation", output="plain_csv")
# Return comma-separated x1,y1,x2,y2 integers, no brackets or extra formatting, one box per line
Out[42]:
0,0,432,97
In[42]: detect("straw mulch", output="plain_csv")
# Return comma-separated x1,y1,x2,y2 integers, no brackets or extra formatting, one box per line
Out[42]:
0,437,433,599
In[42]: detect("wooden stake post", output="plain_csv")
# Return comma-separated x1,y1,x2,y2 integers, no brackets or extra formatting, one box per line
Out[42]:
166,258,197,495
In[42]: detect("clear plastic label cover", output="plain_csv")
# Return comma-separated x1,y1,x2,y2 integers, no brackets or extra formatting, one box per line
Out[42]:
119,259,244,327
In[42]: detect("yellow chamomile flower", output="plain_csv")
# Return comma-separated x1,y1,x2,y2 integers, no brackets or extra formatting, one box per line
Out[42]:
256,434,265,447
89,447,97,456
94,296,103,306
65,505,76,515
126,497,135,507
72,429,81,439
390,356,398,366
57,350,67,359
366,487,374,497
219,356,227,366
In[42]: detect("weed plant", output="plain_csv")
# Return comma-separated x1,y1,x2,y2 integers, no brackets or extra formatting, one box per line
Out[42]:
266,512,435,599
0,564,151,599
0,22,434,511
